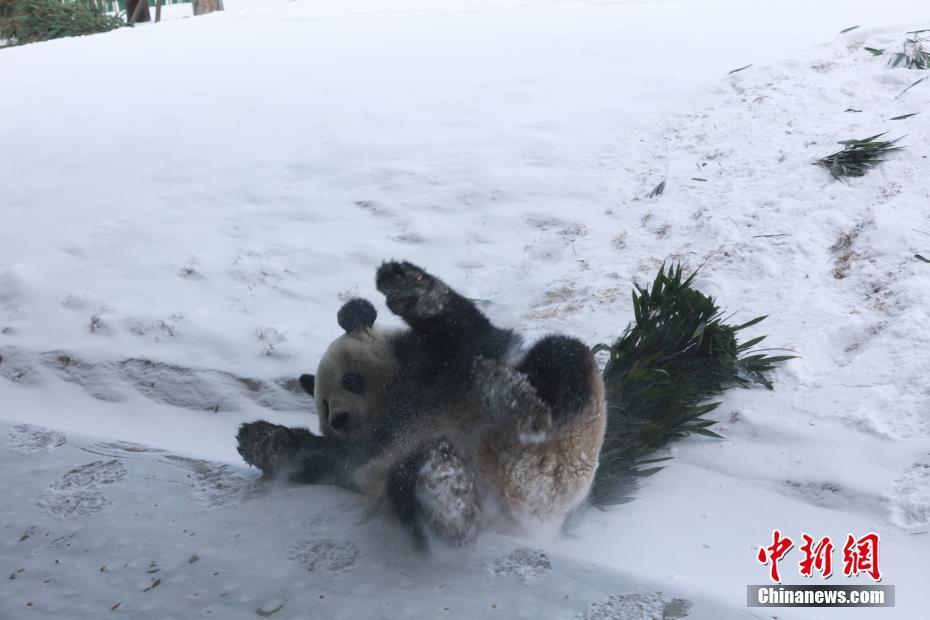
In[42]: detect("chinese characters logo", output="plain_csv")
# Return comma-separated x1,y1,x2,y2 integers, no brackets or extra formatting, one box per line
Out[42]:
756,530,881,582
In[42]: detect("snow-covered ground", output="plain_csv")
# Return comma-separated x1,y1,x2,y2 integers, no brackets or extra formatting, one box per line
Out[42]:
1,0,929,618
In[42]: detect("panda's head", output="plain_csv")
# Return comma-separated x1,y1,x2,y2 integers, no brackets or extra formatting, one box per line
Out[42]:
298,298,397,439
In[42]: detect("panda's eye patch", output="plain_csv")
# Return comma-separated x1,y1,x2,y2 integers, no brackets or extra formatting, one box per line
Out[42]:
341,373,365,394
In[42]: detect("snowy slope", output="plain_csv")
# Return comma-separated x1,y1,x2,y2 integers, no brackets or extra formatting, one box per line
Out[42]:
2,0,930,618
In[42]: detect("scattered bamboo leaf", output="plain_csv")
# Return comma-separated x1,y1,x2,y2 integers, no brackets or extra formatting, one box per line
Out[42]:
728,64,752,75
256,602,286,617
648,180,666,198
889,113,919,120
814,132,904,178
691,177,708,182
915,254,930,263
897,76,927,98
864,47,885,56
844,108,863,113
840,25,860,34
888,31,930,69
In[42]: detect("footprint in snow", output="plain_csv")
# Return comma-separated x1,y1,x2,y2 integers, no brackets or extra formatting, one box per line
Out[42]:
289,539,359,572
0,348,40,385
161,455,260,508
81,440,166,459
8,424,67,453
301,503,367,530
782,479,887,515
889,462,930,530
579,592,692,620
38,460,127,518
489,547,552,581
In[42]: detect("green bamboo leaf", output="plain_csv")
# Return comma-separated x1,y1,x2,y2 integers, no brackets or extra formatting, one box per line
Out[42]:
687,419,720,428
648,180,666,198
692,321,707,340
733,315,767,331
756,355,797,363
898,76,927,98
691,427,725,439
612,496,638,505
737,335,767,351
837,132,886,145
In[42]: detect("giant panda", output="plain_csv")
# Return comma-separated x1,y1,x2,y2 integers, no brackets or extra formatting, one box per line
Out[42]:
237,261,606,549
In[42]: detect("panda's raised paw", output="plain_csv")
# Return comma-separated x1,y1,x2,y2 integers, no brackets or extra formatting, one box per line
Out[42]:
376,261,452,320
376,260,425,290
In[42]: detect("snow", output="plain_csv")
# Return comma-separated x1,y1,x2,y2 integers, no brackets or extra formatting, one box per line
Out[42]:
2,424,746,619
2,0,929,618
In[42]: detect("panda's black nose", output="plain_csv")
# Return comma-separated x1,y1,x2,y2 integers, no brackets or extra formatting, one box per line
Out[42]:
330,412,350,430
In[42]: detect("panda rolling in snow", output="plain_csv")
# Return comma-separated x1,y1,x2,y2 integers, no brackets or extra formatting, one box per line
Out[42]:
237,261,606,548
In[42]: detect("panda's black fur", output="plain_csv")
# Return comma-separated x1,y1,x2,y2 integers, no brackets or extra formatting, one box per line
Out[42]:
237,261,606,549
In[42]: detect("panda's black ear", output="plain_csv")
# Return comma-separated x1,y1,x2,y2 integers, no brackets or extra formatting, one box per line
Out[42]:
299,374,315,396
337,298,377,333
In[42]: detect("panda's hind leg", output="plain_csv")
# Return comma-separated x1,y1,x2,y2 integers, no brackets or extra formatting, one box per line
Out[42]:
387,439,480,550
476,335,599,443
517,335,598,422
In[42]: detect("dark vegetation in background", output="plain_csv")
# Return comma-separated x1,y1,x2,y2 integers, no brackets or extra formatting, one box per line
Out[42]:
0,0,123,46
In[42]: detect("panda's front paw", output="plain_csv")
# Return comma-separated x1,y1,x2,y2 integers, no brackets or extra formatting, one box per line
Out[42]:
236,420,303,476
473,359,553,443
376,261,451,319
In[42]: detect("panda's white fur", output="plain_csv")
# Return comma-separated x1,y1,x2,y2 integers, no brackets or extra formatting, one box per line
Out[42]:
237,261,606,548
